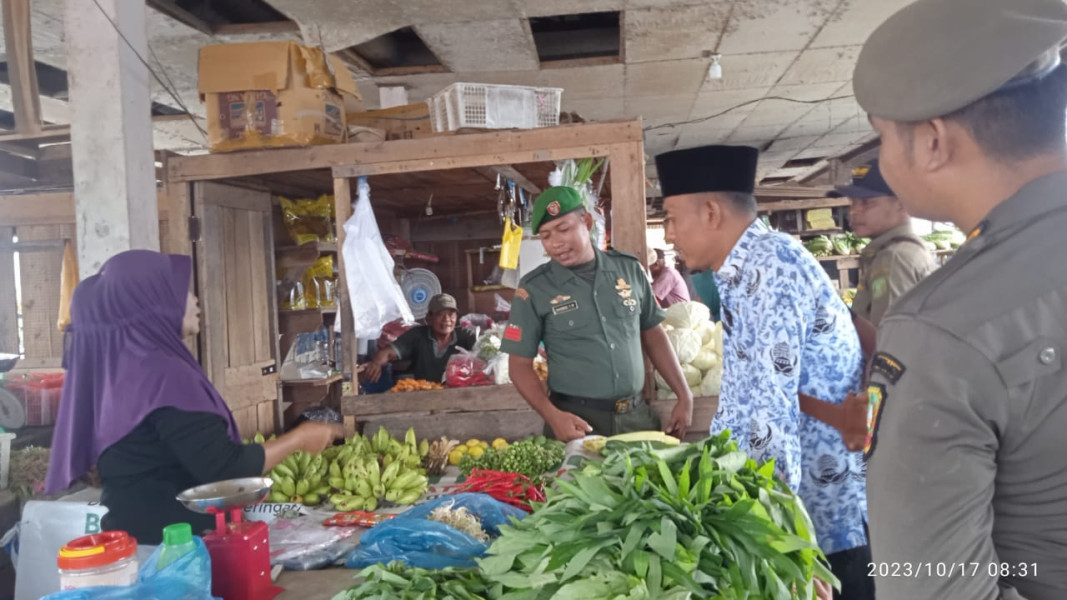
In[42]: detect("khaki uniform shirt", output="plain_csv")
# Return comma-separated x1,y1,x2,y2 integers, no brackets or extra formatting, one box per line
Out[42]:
500,248,665,400
865,171,1067,600
852,223,936,326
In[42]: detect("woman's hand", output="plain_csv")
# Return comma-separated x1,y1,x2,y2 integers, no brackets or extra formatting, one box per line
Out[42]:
261,422,345,472
295,421,345,454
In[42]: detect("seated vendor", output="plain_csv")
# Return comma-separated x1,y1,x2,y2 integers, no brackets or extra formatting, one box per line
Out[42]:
45,250,344,544
363,293,476,384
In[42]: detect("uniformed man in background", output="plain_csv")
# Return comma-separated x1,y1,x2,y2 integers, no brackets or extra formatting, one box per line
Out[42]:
830,160,935,326
855,0,1067,598
501,186,694,441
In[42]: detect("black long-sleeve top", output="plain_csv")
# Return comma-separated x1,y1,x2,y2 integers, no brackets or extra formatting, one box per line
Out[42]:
98,408,265,544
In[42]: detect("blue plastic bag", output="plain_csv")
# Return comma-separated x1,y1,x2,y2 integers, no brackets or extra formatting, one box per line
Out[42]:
42,537,216,600
345,493,527,570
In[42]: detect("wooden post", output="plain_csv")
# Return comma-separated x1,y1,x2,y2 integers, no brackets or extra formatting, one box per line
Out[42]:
333,177,359,384
0,227,17,353
606,141,648,257
1,0,41,135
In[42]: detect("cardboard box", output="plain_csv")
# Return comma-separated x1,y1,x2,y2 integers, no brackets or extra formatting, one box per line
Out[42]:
347,102,436,141
198,41,363,152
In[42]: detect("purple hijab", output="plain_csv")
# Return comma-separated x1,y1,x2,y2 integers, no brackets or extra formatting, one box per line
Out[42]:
46,250,240,494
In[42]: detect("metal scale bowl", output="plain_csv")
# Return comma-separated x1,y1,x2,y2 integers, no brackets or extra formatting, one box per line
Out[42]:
177,477,282,600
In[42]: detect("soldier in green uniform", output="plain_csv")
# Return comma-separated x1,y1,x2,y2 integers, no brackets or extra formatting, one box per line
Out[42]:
855,0,1067,598
501,186,694,442
830,160,935,326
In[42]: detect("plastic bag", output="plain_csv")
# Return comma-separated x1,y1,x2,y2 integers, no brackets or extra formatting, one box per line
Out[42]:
460,314,494,332
499,218,522,270
485,353,510,385
269,517,361,571
42,538,214,600
281,195,335,245
444,350,492,388
342,177,415,339
345,493,526,570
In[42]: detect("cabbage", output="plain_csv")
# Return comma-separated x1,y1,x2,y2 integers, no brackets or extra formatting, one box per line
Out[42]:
690,348,719,371
664,302,711,331
666,328,702,364
657,388,677,400
682,363,702,387
696,321,716,346
700,364,722,397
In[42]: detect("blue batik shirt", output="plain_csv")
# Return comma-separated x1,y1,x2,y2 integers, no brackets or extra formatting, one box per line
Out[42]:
713,219,868,555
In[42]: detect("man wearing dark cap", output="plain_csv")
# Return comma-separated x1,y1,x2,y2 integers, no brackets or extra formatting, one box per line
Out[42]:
500,186,694,441
362,293,475,384
657,145,870,599
855,1,1067,598
830,160,935,326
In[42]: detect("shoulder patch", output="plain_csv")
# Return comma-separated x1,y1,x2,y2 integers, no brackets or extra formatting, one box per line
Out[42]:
864,383,886,460
514,287,530,301
870,351,905,384
870,277,888,299
504,324,522,342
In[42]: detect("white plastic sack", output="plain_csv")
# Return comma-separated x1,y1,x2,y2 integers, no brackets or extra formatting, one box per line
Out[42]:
15,500,110,600
342,177,414,339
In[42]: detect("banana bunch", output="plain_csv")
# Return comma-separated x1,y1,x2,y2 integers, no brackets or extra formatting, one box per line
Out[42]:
327,427,431,511
268,450,331,506
243,432,276,444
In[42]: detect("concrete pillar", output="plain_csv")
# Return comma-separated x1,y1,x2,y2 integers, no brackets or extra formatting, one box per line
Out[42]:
65,0,158,279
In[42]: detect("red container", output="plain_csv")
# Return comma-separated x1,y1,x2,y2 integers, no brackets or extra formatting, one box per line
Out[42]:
203,511,281,600
4,372,64,426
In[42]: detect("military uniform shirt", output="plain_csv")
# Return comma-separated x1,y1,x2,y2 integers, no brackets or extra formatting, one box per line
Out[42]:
852,223,936,325
501,248,664,400
866,171,1067,600
715,219,868,555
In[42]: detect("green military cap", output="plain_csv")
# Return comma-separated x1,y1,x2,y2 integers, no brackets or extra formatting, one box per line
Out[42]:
531,186,585,234
854,0,1067,122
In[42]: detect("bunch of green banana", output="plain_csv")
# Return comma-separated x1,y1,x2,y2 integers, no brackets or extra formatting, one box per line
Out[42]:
326,427,432,511
243,431,276,445
267,450,331,506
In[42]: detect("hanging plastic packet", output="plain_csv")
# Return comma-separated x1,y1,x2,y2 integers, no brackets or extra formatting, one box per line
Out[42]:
281,195,335,246
498,217,522,270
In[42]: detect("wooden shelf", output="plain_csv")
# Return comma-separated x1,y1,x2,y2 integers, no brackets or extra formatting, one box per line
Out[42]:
281,374,343,387
470,285,511,293
817,255,861,270
758,197,850,213
791,228,843,237
275,241,337,268
279,306,337,335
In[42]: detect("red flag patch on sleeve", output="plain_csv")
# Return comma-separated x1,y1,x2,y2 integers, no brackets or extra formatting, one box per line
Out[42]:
504,324,523,342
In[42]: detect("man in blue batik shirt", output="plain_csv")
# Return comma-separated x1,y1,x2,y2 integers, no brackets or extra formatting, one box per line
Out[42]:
656,145,872,600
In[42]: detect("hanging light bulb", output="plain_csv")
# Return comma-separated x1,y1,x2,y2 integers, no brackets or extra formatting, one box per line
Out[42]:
708,55,723,80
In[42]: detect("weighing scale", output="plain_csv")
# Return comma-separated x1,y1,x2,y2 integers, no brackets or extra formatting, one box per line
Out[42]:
177,477,283,600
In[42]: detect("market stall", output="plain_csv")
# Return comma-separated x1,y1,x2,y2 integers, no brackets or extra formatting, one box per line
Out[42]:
161,118,723,441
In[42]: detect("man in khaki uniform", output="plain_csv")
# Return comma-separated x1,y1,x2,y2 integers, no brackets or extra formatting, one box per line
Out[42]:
830,160,935,325
501,186,693,441
855,0,1067,598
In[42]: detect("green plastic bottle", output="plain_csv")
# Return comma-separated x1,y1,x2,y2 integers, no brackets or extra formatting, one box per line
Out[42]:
157,523,195,569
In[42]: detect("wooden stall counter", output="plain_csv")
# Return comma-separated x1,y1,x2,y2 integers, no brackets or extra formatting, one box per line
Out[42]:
341,385,717,442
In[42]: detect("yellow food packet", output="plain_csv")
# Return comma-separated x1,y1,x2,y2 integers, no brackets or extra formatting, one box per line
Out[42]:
303,256,337,308
281,195,335,246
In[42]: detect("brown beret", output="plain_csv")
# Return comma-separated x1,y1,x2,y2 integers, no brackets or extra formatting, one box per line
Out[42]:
854,0,1067,121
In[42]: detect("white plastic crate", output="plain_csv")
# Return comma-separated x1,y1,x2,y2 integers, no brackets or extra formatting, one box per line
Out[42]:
427,83,562,132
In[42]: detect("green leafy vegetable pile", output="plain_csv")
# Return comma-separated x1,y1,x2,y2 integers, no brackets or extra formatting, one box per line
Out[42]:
335,431,836,600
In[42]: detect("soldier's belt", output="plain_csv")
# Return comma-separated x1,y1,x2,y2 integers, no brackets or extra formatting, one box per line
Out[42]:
551,392,642,414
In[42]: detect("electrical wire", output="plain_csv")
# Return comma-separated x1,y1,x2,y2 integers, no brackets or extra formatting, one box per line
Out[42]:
644,94,856,132
88,0,209,142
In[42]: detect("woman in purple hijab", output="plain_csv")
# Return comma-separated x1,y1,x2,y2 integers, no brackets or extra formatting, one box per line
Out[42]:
46,250,342,544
